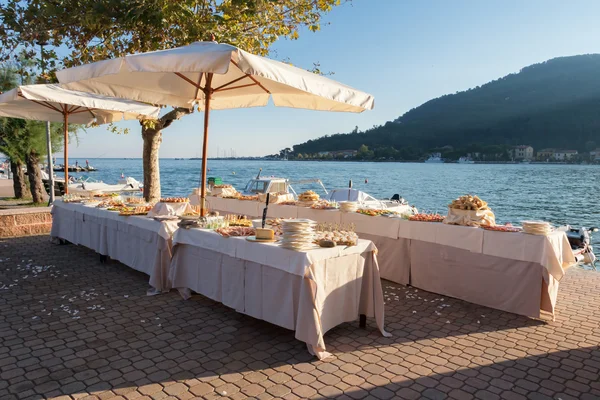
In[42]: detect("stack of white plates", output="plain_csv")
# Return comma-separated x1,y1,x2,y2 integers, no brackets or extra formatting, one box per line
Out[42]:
339,201,358,213
522,220,552,235
281,219,317,251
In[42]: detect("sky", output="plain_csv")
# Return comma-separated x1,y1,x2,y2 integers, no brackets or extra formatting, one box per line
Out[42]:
58,0,600,158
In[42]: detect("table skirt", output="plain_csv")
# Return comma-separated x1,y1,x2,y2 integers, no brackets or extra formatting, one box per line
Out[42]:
169,244,389,359
410,240,558,318
360,233,411,285
51,203,173,292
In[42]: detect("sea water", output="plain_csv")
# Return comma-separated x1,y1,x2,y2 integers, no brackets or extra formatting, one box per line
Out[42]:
58,158,600,250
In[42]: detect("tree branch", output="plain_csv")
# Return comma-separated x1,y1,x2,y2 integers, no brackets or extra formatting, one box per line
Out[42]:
159,107,193,130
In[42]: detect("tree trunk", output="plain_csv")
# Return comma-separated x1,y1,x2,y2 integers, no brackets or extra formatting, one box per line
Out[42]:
142,126,162,202
10,161,30,199
25,151,45,204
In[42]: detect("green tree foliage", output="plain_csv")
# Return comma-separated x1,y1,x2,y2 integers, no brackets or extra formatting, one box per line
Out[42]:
292,55,600,157
1,0,346,200
0,0,344,69
0,63,66,201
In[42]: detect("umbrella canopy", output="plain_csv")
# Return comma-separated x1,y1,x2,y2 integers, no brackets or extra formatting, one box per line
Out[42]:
0,84,160,193
56,41,374,213
0,84,160,124
56,41,374,112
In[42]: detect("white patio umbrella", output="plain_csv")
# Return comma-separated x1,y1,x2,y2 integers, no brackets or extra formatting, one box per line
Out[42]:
0,84,160,196
56,41,374,214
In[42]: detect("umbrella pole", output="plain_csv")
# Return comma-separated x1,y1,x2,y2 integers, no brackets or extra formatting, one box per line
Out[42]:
63,113,69,194
45,121,55,204
200,73,213,217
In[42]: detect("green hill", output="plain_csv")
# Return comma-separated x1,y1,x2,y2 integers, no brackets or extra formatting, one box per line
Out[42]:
291,54,600,159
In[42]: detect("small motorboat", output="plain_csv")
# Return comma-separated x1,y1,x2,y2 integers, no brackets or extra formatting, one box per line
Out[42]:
558,225,597,269
425,153,444,163
236,173,418,215
67,176,142,195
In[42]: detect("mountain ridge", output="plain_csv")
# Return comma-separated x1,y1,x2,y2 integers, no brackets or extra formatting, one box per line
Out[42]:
291,54,600,158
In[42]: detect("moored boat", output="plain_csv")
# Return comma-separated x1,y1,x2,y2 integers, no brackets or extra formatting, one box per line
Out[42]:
458,156,475,164
425,153,444,163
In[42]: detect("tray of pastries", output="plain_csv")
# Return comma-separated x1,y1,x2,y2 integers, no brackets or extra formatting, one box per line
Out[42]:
409,213,446,222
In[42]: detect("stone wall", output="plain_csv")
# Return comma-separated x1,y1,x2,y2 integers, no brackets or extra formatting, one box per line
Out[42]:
0,208,52,238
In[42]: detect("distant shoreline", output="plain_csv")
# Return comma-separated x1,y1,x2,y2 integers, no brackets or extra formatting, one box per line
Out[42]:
56,157,589,165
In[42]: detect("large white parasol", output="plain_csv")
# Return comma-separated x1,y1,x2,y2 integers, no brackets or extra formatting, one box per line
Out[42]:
0,84,160,195
56,41,374,214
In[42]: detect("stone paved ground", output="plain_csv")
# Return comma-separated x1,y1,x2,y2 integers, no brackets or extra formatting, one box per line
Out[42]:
0,235,599,400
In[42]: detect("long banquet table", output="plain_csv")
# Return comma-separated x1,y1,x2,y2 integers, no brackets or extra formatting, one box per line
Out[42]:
202,196,576,318
51,200,178,292
169,228,390,359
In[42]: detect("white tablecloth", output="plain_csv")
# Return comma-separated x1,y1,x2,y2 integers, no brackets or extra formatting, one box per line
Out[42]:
147,202,193,217
194,197,576,318
398,221,574,281
51,201,178,292
170,229,390,359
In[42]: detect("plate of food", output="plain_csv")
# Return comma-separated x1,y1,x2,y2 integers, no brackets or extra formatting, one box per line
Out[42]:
159,197,189,203
409,213,446,223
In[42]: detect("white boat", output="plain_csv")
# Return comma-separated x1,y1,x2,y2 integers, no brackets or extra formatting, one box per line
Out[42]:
458,156,475,164
425,153,444,163
235,176,417,215
67,176,142,195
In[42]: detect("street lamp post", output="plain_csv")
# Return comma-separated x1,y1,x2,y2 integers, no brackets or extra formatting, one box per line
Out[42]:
37,38,55,204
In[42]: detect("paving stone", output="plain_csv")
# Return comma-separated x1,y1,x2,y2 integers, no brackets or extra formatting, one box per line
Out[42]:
0,235,598,400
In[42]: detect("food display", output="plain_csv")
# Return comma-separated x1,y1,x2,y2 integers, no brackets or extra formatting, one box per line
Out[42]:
481,225,522,233
278,200,297,206
211,185,238,198
339,201,358,213
357,209,398,217
258,192,294,204
62,194,86,203
225,214,253,227
119,206,153,216
314,222,358,246
81,198,101,205
311,200,339,210
446,194,495,227
96,199,125,209
409,213,446,223
216,226,256,237
449,195,489,211
159,197,189,203
223,193,258,201
125,197,147,204
94,192,120,198
314,230,358,246
298,190,320,202
255,228,275,241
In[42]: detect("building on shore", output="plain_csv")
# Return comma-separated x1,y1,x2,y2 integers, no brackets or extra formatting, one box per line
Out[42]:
511,145,534,160
554,149,578,161
537,148,555,161
589,149,600,162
